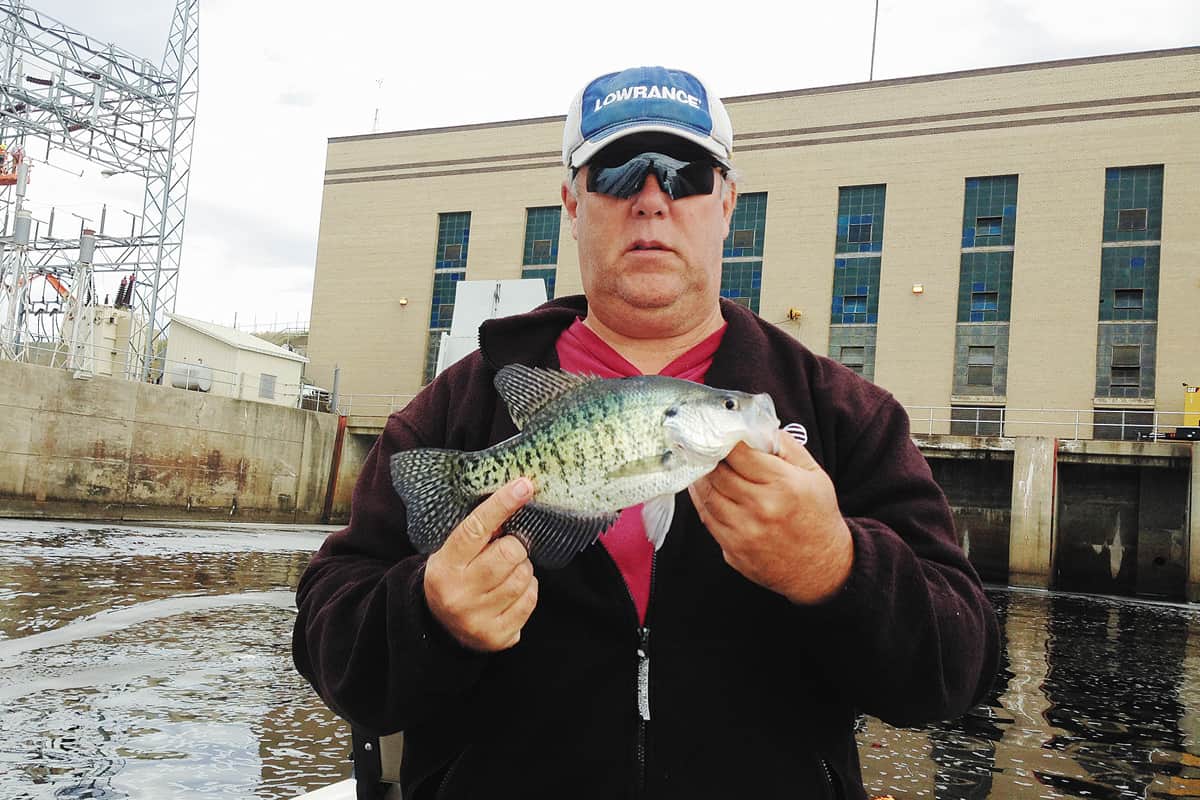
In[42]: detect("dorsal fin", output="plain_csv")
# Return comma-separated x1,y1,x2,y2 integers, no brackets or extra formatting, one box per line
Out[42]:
494,364,598,430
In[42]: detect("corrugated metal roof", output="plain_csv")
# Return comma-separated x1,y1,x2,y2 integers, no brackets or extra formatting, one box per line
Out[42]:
168,314,309,363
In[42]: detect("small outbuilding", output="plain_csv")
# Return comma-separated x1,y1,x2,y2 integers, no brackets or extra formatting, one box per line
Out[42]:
164,314,309,407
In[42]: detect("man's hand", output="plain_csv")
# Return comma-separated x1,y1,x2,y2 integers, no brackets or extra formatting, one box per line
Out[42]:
687,433,853,605
424,477,538,652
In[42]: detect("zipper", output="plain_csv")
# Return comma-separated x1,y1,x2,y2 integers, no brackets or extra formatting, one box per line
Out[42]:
595,532,658,798
819,756,837,800
634,553,657,797
435,753,463,799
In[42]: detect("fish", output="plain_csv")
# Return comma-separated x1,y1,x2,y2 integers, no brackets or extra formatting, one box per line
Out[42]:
389,364,781,569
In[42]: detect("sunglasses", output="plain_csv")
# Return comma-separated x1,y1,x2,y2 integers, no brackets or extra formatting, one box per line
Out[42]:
585,151,724,200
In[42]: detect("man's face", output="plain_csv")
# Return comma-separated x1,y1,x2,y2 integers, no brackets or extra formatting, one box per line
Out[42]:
561,135,736,335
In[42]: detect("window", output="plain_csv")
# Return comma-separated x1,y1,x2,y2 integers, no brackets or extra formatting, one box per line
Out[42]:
970,291,999,312
950,406,1003,436
1110,345,1140,387
1094,409,1155,441
843,295,868,314
732,229,755,249
442,243,463,262
975,216,1002,237
967,346,995,387
1116,208,1147,232
258,373,277,400
523,207,561,265
847,223,873,244
839,346,865,374
1114,289,1143,309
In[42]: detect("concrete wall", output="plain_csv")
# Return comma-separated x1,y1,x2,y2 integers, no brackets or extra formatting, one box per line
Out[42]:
926,451,1013,584
0,359,339,522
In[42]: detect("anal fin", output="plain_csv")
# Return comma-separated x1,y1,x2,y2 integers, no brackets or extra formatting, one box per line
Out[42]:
504,503,619,569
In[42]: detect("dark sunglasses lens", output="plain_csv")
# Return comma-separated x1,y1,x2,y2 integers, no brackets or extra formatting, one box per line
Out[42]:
588,155,653,198
666,160,717,199
587,153,716,199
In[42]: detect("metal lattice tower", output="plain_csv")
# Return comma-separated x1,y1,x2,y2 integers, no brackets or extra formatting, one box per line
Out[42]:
0,0,197,378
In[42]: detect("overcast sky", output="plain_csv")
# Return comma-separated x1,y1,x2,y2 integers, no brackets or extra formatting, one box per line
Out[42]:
19,0,1200,331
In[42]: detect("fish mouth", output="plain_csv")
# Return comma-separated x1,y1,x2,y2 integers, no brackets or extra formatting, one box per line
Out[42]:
740,393,782,453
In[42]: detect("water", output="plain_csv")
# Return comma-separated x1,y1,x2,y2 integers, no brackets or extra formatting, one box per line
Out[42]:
3,519,1200,799
0,519,350,799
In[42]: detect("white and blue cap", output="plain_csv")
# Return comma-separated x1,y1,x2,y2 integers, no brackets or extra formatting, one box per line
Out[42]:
562,66,734,170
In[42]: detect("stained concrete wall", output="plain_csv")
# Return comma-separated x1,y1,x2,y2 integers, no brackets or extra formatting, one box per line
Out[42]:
926,451,1013,584
915,434,1196,600
0,359,339,522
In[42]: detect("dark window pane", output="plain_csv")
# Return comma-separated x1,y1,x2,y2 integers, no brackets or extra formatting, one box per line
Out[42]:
839,345,865,367
967,365,994,386
976,216,1002,236
843,295,868,314
950,406,1003,436
970,292,999,312
967,346,995,366
1114,289,1143,309
1112,345,1140,367
732,229,755,249
531,239,552,259
1110,367,1140,387
847,223,873,243
1094,409,1155,441
1116,208,1148,232
443,243,463,261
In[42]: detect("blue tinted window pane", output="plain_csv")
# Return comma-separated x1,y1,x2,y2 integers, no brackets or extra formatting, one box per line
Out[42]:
523,207,561,265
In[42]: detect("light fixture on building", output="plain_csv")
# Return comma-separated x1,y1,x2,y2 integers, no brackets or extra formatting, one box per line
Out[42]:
787,307,803,321
398,297,409,307
912,283,925,295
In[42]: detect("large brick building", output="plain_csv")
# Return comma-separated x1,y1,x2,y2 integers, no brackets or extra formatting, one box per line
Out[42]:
306,47,1199,439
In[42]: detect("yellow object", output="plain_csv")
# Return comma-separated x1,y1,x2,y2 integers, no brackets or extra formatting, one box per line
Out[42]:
1185,385,1200,427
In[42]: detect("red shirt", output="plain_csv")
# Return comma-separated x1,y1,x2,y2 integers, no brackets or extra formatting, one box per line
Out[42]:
555,319,727,624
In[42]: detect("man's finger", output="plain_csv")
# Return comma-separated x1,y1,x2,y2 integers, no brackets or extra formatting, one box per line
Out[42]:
774,429,821,470
440,477,534,564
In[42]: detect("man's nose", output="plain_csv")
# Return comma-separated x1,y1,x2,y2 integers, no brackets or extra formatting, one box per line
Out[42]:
632,172,670,217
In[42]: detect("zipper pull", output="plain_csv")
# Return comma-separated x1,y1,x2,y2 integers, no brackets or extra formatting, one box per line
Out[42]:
637,626,650,721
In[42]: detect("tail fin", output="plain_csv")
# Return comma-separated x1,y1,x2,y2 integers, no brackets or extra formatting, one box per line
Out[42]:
389,448,477,554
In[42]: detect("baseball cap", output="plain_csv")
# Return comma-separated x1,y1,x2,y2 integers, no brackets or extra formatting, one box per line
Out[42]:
562,66,733,170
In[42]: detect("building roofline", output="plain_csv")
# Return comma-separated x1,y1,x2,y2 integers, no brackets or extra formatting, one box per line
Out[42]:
723,45,1200,104
169,314,309,363
329,45,1200,144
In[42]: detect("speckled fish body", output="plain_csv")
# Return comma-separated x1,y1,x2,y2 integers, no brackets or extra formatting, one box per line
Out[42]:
390,364,780,568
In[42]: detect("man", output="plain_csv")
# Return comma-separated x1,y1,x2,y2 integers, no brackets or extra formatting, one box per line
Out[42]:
294,65,1000,800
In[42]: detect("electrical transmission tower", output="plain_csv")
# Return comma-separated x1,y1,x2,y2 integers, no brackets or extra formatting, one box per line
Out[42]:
0,0,198,379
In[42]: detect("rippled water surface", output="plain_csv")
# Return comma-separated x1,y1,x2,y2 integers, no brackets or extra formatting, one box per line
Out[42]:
3,518,1200,799
0,519,350,799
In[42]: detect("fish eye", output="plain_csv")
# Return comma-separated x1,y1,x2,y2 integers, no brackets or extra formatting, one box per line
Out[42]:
665,407,678,418
723,397,737,411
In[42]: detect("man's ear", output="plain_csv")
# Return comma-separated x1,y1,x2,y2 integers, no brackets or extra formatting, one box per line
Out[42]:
721,181,737,238
561,180,580,240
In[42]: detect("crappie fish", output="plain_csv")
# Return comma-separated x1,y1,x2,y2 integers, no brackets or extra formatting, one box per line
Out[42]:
390,364,781,569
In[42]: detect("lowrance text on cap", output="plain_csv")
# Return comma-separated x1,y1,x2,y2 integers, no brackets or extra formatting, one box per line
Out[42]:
563,66,733,169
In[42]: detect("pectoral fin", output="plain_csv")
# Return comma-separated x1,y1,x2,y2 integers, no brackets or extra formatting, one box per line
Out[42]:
641,494,676,551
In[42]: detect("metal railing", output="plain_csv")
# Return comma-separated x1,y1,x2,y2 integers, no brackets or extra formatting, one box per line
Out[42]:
336,393,416,417
1,337,327,411
906,405,1194,441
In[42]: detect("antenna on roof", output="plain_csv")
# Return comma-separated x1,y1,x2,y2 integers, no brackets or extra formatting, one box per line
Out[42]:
372,78,384,133
869,0,880,81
